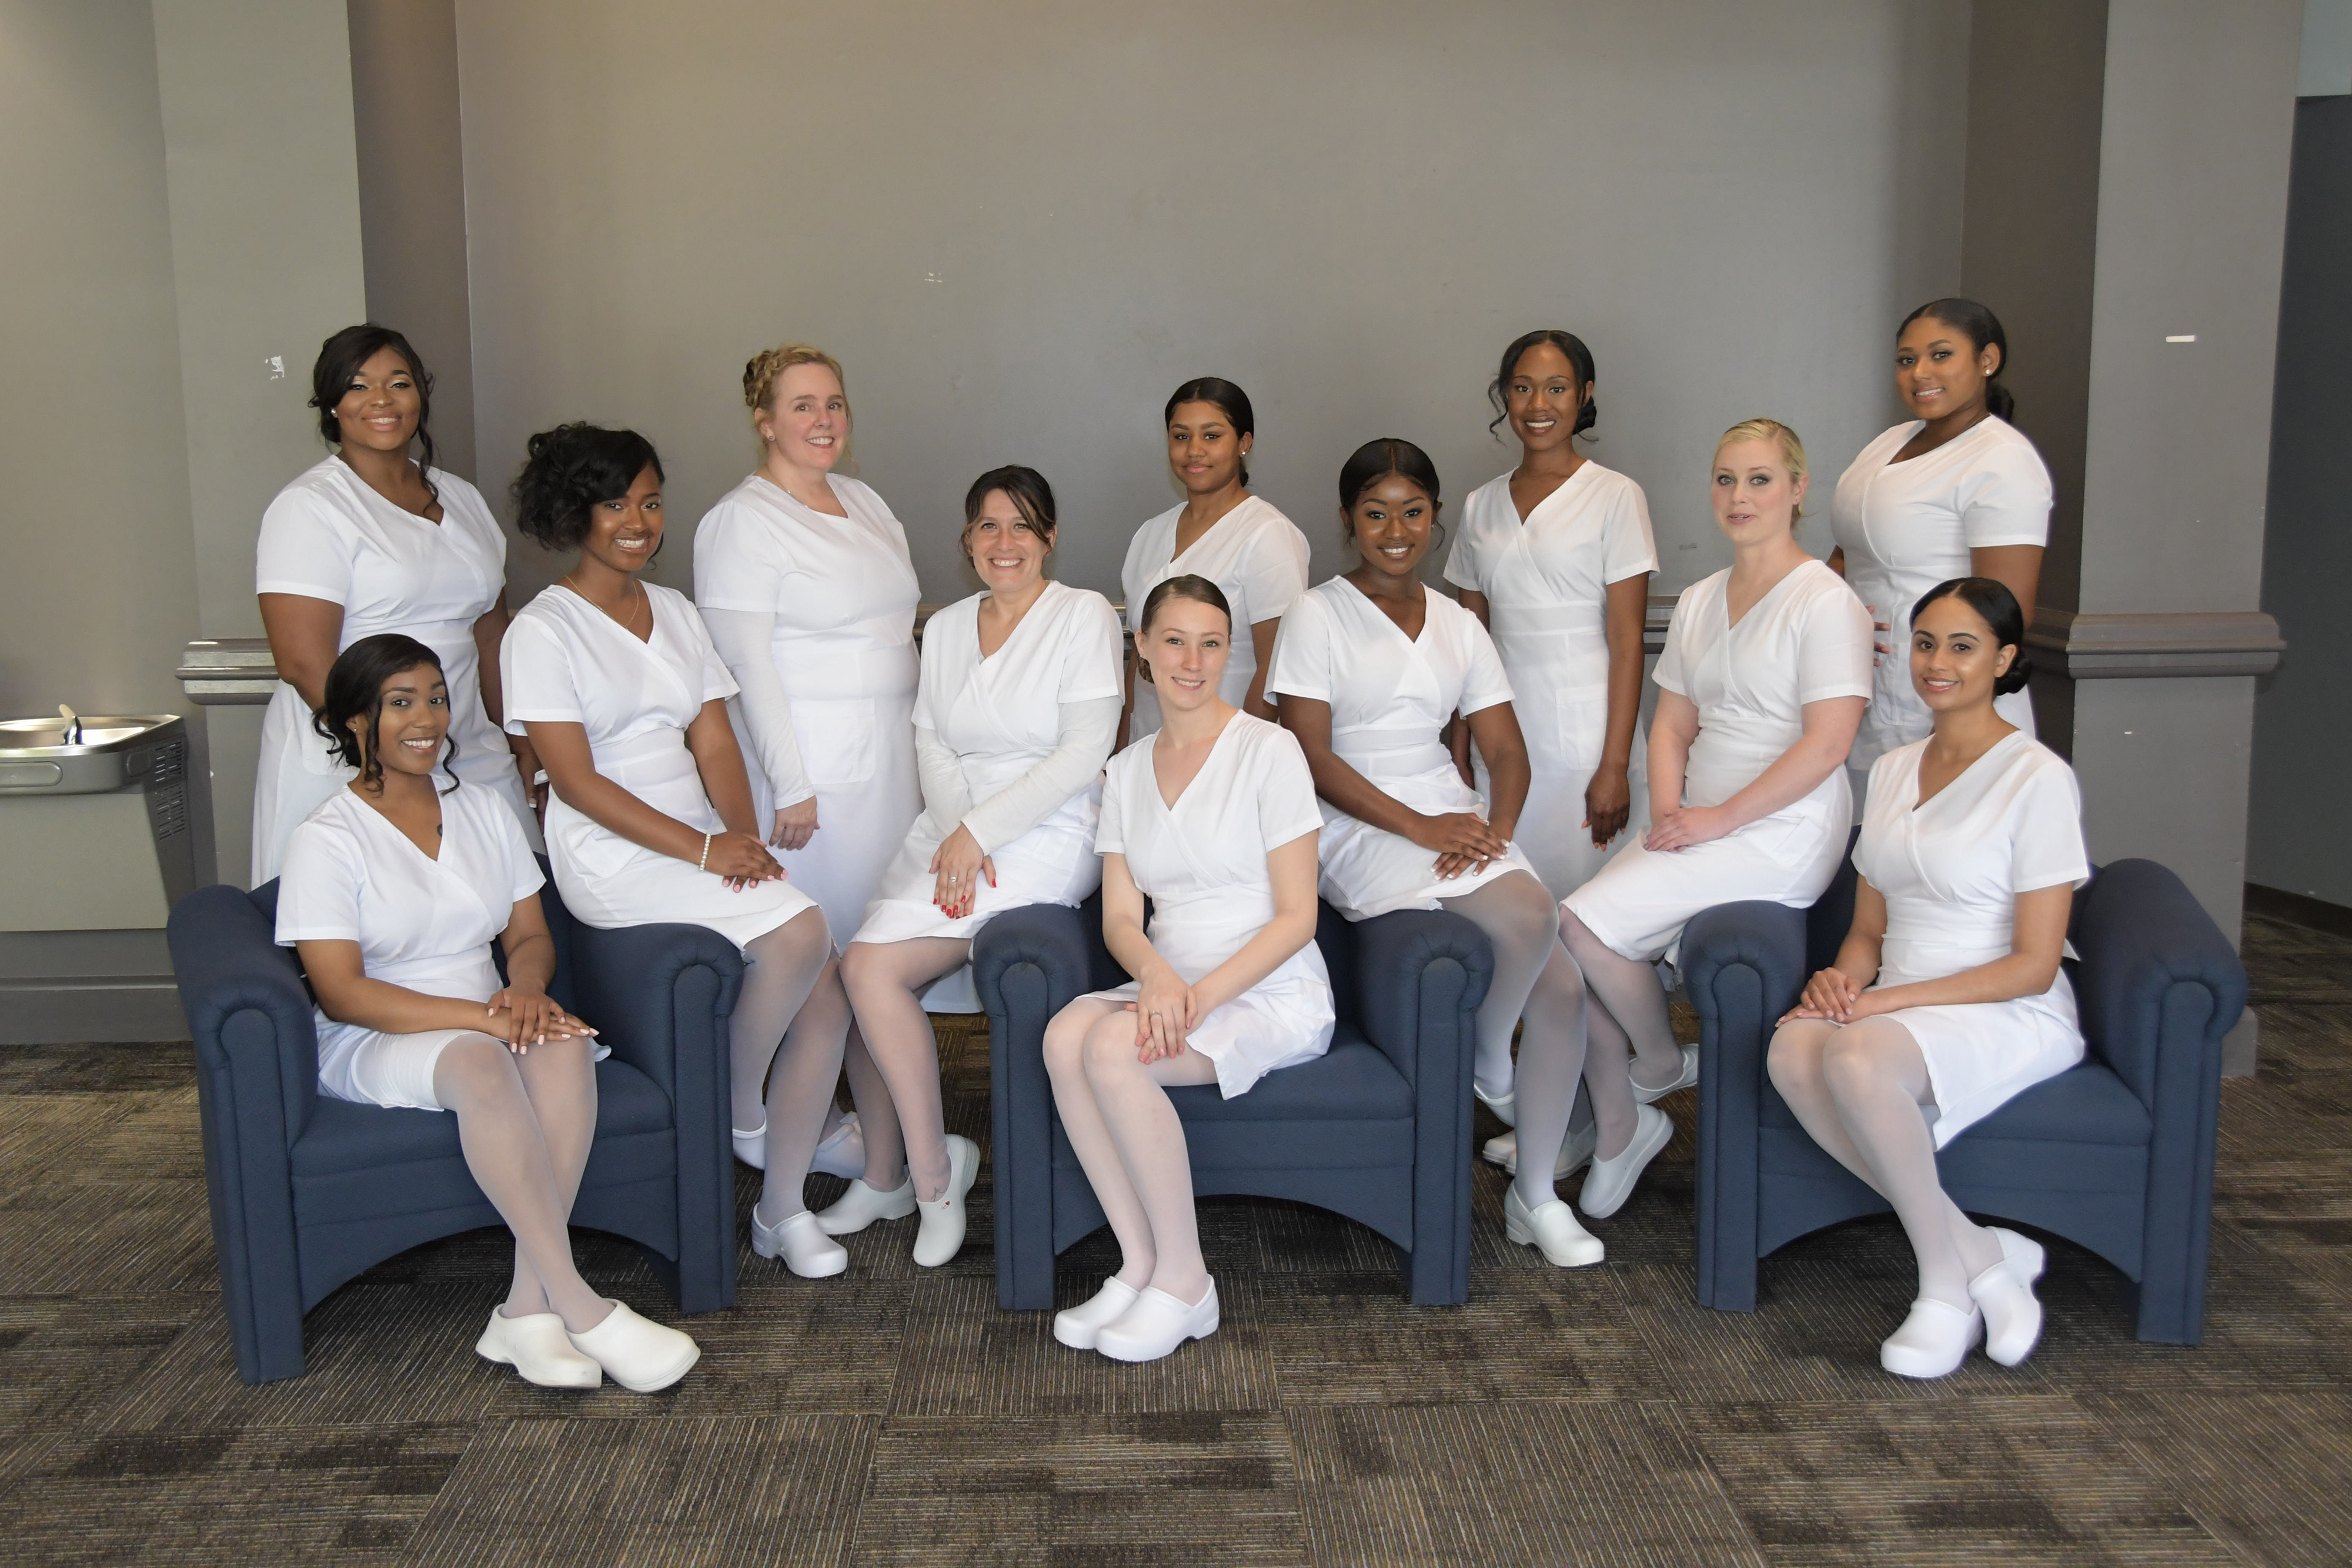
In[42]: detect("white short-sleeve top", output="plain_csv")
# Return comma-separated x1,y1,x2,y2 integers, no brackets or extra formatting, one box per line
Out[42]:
1830,417,2052,765
1267,578,1513,784
917,581,1124,807
1653,560,1872,809
1121,495,1310,728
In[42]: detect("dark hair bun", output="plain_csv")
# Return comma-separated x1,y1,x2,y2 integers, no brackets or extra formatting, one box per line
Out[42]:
1994,651,2033,697
512,424,664,551
1488,330,1598,440
1164,378,1256,487
312,633,455,791
1911,576,2034,697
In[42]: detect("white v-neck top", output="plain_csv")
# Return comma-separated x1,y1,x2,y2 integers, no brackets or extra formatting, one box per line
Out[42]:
1121,494,1309,734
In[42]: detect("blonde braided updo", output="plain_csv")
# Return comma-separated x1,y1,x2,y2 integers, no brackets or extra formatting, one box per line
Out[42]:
743,343,848,433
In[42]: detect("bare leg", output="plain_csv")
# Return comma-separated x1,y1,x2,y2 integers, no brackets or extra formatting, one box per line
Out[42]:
1045,999,1160,1290
760,954,853,1222
840,937,970,1201
433,1034,609,1333
1081,1017,1221,1305
841,1026,905,1188
1559,909,1675,1159
1438,871,1562,1099
504,1032,600,1319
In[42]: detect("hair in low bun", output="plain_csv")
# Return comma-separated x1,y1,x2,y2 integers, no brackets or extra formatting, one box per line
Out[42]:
1132,573,1232,686
1900,297,2015,422
1912,576,2032,695
1488,329,1598,441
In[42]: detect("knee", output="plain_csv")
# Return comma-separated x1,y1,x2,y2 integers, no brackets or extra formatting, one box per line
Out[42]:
436,1032,522,1104
1080,1017,1141,1084
1043,1007,1090,1079
1765,1027,1818,1095
837,941,877,997
1817,1030,1883,1099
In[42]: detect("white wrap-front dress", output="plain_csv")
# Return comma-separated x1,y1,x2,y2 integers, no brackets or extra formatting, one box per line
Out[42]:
855,581,1124,946
1829,417,2050,775
500,582,816,950
1445,462,1660,894
252,456,537,883
276,782,600,1112
1265,577,1537,920
693,474,923,945
1853,731,2088,1146
1121,495,1309,737
1565,560,1872,964
1088,714,1335,1098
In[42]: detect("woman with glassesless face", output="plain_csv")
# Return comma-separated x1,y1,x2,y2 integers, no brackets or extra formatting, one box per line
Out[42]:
253,325,539,883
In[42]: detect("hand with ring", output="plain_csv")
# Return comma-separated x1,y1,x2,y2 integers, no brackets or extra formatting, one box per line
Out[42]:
928,823,994,918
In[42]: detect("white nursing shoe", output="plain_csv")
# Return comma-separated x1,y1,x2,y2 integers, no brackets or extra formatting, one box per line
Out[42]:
1880,1296,1982,1379
1053,1278,1142,1350
564,1299,700,1393
1473,1081,1517,1128
1972,1227,2049,1366
1095,1279,1220,1363
753,1203,848,1279
811,1113,866,1179
816,1173,917,1236
475,1306,602,1388
1631,1045,1699,1104
1484,1121,1597,1179
1504,1186,1605,1268
731,1120,769,1171
1578,1103,1674,1219
911,1134,982,1268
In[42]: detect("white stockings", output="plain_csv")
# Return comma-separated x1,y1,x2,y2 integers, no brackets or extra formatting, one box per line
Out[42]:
730,909,854,1223
1557,908,1682,1160
840,937,973,1201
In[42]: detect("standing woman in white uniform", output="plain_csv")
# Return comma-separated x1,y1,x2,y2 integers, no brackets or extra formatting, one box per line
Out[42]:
694,344,918,1192
1830,299,2050,802
1559,420,1871,1220
500,426,855,1279
1771,577,2086,1379
1270,440,1604,1268
839,467,1124,1268
1119,378,1310,744
1043,578,1334,1363
1447,330,1658,895
254,326,538,883
277,634,700,1392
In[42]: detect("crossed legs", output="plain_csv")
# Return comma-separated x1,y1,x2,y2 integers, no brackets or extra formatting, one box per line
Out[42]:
727,908,856,1223
1557,908,1682,1161
1042,998,1221,1306
840,937,971,1201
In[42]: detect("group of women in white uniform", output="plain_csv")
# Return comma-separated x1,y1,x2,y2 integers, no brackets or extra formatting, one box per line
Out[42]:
254,295,2088,1385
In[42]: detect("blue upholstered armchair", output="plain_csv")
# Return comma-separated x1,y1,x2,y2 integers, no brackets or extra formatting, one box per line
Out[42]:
168,868,743,1383
977,895,1492,1309
1681,852,2246,1343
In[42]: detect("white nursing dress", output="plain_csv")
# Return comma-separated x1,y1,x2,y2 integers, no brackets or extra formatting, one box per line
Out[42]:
500,583,816,951
1445,463,1660,894
1121,495,1309,737
1265,578,1538,920
252,456,536,884
1089,715,1335,1098
855,582,1123,945
1854,731,2088,1146
693,474,923,945
1565,561,1872,964
276,783,599,1112
1830,417,2050,773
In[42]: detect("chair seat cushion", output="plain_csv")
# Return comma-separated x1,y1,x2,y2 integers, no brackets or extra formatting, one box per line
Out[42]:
1761,1057,2149,1147
290,1058,671,1176
1161,1033,1412,1124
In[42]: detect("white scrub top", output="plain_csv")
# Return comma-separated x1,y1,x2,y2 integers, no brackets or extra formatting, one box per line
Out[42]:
1087,714,1335,1098
501,582,816,952
251,456,536,884
1445,463,1660,894
1265,577,1537,920
1121,494,1309,737
1564,560,1872,964
1829,417,2051,771
275,783,595,1111
693,473,923,946
1855,731,2087,1146
856,581,1122,947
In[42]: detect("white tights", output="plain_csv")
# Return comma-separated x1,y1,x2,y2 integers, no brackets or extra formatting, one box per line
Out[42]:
1557,908,1686,1161
1042,998,1222,1305
1768,1015,2004,1308
840,937,972,1201
728,908,854,1222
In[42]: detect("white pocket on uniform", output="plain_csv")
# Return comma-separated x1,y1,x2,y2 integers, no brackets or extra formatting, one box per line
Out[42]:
794,698,878,788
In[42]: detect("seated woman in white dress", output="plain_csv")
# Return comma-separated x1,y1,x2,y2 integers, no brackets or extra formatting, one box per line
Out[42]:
1560,420,1870,1220
500,426,854,1281
839,467,1124,1269
277,633,699,1392
1043,577,1333,1363
1269,439,1603,1268
1770,577,2086,1379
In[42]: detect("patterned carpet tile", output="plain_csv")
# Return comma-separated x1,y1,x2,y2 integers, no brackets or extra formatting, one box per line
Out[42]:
0,1291,211,1433
0,1176,216,1296
2083,1386,2352,1568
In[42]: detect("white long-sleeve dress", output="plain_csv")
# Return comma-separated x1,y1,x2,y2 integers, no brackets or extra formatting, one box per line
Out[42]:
500,581,816,950
251,457,536,882
1120,495,1309,737
1086,714,1335,1098
1444,462,1659,894
1854,731,2088,1146
1264,577,1537,920
693,473,923,946
1564,560,1872,964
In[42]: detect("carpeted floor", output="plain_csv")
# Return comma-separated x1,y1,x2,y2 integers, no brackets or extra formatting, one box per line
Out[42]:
1,914,2346,1566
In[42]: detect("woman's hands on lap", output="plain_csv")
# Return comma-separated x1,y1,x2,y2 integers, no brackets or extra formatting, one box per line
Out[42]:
704,830,785,891
485,985,597,1053
928,824,994,918
1778,966,1884,1026
1645,804,1734,853
770,794,820,851
1130,962,1197,1063
1412,810,1509,879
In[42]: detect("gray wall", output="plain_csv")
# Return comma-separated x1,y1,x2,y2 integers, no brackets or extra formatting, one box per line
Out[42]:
452,0,1970,608
2249,95,2352,905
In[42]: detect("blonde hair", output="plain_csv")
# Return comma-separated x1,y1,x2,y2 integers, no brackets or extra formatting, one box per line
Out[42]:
743,343,847,428
1713,417,1809,523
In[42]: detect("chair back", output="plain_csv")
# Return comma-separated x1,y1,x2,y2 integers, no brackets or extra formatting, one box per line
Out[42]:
1802,828,1863,974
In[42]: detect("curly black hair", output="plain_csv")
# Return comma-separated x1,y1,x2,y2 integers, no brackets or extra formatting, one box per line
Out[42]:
312,633,459,794
511,423,666,551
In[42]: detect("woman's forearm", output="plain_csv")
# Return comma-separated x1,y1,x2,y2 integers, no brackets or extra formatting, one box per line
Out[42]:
315,974,509,1037
502,931,557,996
1191,912,1319,1018
1710,731,1850,833
1866,951,2063,1011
